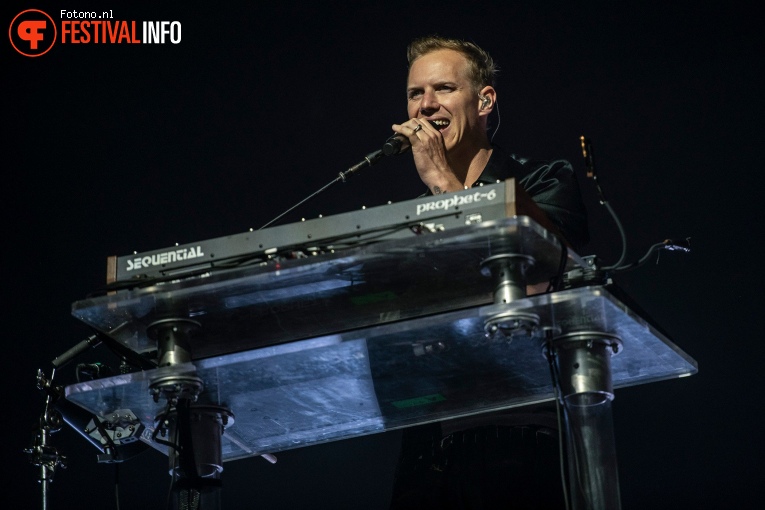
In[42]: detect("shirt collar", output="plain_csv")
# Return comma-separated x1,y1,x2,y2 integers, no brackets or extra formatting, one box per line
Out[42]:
473,145,525,186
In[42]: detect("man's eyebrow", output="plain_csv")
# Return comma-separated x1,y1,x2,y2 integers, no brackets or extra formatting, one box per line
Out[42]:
407,81,458,92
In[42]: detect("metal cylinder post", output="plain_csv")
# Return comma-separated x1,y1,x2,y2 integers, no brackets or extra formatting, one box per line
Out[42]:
162,404,233,510
481,253,535,305
147,318,200,367
550,331,623,510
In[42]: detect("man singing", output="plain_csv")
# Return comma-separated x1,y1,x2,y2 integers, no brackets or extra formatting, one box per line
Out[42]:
391,35,588,252
388,35,589,510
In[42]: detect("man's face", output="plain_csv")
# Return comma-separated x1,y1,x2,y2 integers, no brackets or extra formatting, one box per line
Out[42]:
407,49,482,153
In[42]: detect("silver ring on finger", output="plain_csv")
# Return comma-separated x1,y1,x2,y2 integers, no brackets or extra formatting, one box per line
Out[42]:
413,123,422,134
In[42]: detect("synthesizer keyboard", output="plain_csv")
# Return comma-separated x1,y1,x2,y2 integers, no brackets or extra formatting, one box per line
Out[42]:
106,179,549,285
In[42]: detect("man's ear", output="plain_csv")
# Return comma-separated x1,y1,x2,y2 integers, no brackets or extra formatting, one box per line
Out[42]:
477,86,497,117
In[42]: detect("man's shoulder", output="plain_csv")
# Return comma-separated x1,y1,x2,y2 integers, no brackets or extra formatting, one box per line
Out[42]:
481,145,573,183
510,153,574,175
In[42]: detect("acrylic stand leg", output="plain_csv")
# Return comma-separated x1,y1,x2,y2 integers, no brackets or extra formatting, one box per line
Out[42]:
551,331,623,510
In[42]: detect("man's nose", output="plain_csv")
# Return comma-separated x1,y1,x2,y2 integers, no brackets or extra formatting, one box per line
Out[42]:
420,91,439,114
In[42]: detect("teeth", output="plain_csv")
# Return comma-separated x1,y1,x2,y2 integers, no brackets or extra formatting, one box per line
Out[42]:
429,119,450,127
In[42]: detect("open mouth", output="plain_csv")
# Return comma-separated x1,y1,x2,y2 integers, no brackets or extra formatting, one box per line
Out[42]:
427,119,450,130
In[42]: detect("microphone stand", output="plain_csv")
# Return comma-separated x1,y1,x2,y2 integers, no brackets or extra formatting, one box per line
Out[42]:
26,369,66,510
26,328,156,509
258,149,383,230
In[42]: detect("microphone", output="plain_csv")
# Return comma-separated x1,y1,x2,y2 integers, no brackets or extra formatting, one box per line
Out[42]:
383,120,438,156
52,334,100,369
383,134,409,156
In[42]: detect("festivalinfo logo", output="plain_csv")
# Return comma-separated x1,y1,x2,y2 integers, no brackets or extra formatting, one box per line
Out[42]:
9,8,182,57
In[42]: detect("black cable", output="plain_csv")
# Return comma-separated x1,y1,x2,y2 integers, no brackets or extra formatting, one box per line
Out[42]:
165,422,179,510
598,201,628,272
89,329,157,371
545,331,571,510
75,362,113,382
579,136,628,272
83,416,121,460
547,240,569,293
548,341,595,508
152,404,179,452
613,238,691,273
579,137,691,276
114,463,120,510
550,348,589,508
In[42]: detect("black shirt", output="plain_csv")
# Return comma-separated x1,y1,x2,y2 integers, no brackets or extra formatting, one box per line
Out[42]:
474,145,590,252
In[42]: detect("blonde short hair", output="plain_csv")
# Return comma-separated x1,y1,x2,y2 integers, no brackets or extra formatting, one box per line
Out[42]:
407,35,498,91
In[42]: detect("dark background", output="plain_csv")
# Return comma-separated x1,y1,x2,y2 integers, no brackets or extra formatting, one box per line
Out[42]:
4,1,762,509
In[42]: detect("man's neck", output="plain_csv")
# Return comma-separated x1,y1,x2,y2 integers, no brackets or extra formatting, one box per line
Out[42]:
448,138,493,188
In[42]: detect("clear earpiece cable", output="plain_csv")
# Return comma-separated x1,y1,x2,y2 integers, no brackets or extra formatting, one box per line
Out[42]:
490,98,501,142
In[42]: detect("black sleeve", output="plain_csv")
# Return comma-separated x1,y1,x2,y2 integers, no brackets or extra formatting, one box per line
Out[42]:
517,158,590,252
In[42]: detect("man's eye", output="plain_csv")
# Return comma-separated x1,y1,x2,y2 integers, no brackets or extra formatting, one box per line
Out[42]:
408,91,422,100
437,86,454,93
